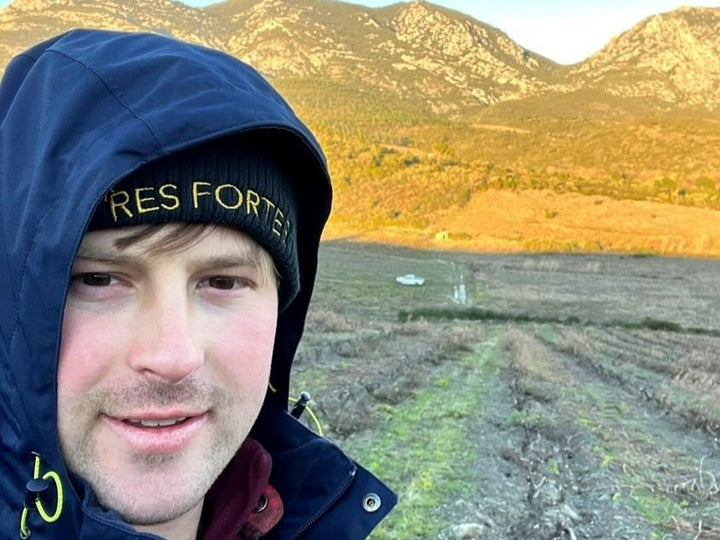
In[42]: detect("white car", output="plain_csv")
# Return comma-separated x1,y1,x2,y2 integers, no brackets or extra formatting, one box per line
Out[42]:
395,274,425,286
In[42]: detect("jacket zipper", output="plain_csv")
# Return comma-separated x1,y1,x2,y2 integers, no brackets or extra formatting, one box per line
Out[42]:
288,464,357,540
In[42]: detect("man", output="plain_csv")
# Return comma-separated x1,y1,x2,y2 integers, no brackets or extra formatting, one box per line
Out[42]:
0,29,396,539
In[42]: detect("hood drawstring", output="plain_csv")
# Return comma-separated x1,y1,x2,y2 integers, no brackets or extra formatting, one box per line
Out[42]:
19,453,64,538
288,391,323,437
267,383,324,436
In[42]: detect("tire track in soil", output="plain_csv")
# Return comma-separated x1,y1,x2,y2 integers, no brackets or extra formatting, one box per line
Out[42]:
451,325,719,539
293,318,719,539
584,327,689,377
440,326,651,539
518,325,720,538
567,327,720,434
498,327,659,539
437,332,532,539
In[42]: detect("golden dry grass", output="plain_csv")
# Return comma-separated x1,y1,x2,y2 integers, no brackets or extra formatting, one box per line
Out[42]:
326,190,720,257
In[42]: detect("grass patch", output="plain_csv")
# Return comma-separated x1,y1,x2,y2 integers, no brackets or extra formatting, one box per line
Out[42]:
505,409,549,429
341,337,501,539
398,308,720,337
573,385,719,532
532,324,563,345
631,489,690,532
289,367,329,398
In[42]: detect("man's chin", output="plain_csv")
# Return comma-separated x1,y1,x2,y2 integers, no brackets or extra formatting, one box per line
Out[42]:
105,491,205,528
89,462,211,527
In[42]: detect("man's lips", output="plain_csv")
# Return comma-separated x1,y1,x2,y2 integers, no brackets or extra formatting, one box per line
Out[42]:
108,408,206,423
102,411,208,454
123,417,189,428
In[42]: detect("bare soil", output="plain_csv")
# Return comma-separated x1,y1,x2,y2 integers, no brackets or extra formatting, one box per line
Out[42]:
290,241,720,539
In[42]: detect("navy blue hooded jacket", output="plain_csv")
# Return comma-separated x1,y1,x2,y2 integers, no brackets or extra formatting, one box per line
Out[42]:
0,29,396,539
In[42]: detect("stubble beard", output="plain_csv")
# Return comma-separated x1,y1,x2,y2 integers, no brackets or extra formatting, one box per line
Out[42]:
58,376,250,526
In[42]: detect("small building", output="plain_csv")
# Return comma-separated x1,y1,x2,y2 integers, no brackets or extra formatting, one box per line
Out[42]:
434,230,449,241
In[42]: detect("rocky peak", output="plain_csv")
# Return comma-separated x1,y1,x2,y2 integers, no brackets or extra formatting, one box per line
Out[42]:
572,7,720,108
221,0,337,76
0,0,717,113
0,0,225,64
392,0,468,50
4,0,70,11
391,1,542,72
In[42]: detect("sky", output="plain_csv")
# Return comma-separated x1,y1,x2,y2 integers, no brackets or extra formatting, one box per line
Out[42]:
2,0,718,64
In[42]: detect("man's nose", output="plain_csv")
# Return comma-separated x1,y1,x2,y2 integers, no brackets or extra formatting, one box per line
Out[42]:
127,294,204,383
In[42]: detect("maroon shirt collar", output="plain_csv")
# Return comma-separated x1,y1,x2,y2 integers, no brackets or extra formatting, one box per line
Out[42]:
198,438,283,540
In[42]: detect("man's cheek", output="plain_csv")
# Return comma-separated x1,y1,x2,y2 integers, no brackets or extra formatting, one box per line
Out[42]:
58,313,116,401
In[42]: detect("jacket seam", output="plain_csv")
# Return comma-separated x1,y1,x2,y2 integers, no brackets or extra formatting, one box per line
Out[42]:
42,48,165,150
8,46,167,360
288,463,357,540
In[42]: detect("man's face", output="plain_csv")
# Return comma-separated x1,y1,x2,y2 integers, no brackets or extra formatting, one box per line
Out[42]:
57,225,278,527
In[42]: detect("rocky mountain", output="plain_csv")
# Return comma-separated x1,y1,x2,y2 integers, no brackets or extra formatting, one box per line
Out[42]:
0,0,225,61
571,7,720,110
0,0,718,114
208,0,557,115
0,0,718,256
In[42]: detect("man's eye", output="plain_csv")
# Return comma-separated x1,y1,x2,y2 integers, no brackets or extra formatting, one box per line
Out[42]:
79,273,114,286
206,276,241,290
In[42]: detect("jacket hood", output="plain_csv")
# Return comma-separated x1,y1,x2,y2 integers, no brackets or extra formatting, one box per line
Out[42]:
0,29,331,537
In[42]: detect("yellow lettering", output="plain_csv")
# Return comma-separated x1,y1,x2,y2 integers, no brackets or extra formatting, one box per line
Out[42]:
159,183,180,210
272,208,285,238
283,218,292,243
192,181,212,209
214,184,243,210
108,190,132,222
134,187,160,214
261,197,275,220
246,190,260,217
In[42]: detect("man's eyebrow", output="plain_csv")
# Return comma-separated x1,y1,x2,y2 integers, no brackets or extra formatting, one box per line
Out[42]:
73,251,134,266
188,255,260,271
74,252,260,270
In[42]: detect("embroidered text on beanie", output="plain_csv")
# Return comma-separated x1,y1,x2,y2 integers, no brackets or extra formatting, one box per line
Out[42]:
88,140,299,309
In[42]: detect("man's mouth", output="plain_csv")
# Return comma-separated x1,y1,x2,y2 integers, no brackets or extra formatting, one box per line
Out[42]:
105,413,208,453
123,418,189,428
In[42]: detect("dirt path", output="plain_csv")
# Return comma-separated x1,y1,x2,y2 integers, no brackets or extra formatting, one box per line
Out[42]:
476,325,720,539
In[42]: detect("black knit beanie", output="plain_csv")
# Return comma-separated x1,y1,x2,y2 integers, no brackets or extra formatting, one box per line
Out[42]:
88,139,299,309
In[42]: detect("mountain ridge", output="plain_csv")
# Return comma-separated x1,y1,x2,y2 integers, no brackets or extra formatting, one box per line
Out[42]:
0,0,718,256
1,0,718,112
571,6,720,109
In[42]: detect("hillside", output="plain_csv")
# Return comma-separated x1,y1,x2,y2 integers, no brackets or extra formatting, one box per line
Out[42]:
571,7,720,110
0,0,225,60
208,0,557,114
0,0,718,256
